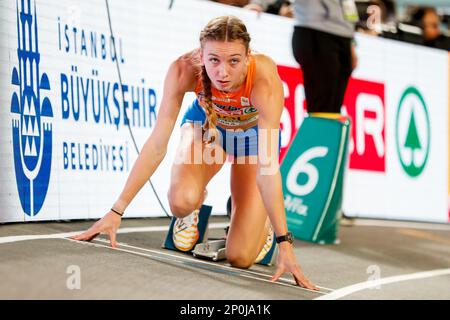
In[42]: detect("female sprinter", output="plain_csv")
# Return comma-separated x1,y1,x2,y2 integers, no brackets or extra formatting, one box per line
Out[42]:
72,15,317,290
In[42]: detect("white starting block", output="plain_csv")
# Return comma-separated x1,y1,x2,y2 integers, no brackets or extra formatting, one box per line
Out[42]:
192,239,227,261
163,204,276,266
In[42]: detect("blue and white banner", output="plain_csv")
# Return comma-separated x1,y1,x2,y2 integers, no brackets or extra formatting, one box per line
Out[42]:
1,0,449,223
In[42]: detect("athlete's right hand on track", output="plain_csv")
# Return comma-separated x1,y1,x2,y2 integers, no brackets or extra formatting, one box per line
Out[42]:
70,211,122,248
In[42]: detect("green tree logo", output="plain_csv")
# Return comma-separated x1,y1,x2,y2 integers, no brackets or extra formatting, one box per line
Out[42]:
404,109,421,164
395,87,430,178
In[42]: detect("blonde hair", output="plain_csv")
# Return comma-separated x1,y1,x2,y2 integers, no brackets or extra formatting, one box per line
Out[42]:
199,16,251,144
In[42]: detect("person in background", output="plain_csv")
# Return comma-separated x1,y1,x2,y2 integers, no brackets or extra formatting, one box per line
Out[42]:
411,6,450,51
292,0,358,114
245,0,294,18
209,0,250,7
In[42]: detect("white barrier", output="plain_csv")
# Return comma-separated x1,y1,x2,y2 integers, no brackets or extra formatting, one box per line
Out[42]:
342,36,449,223
0,0,448,223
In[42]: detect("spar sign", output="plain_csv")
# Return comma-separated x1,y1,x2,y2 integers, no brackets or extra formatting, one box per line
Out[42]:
277,66,387,174
343,79,386,173
340,36,447,223
277,44,447,224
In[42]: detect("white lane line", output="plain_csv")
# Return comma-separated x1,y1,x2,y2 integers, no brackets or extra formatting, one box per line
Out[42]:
1,222,335,293
315,268,450,300
344,219,450,231
0,223,229,244
63,237,329,295
89,237,335,293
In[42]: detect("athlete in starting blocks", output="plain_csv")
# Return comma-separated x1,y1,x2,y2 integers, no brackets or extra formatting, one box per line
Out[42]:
71,15,317,290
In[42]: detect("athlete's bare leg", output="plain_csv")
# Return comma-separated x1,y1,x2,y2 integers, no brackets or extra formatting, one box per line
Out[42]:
226,155,271,268
168,123,227,218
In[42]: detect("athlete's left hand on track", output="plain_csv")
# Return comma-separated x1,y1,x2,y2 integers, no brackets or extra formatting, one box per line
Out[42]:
270,242,318,290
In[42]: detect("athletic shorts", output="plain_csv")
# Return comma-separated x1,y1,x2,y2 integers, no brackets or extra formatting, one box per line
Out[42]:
180,99,281,158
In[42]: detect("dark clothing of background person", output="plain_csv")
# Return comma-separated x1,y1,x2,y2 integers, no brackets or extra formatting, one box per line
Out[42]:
292,0,356,114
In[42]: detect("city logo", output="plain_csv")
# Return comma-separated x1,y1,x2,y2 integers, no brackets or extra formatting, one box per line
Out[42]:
395,86,430,178
10,0,53,216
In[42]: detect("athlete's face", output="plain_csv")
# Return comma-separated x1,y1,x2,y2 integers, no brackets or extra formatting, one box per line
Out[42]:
201,40,249,92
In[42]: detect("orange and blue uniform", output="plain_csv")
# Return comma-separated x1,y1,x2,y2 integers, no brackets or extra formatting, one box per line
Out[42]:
180,54,281,157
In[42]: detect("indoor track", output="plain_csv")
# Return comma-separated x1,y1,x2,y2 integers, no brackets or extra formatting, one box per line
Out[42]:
1,216,449,300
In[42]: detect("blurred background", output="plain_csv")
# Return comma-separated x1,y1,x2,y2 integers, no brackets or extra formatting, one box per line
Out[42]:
209,0,450,50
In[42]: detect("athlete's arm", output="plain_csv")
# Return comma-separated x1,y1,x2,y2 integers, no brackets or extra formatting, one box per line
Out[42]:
251,55,317,290
251,55,287,245
112,56,198,213
71,53,198,246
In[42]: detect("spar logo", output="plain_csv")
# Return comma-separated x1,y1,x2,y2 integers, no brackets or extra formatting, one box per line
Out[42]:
395,86,430,178
10,0,53,217
276,65,387,170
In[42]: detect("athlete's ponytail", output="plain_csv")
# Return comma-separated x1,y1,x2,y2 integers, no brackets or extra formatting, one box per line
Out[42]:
200,65,217,144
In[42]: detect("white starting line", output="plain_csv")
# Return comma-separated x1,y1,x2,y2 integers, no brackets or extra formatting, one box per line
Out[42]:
65,237,331,295
0,223,230,244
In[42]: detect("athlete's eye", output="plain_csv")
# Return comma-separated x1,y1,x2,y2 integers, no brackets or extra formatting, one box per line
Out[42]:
209,58,219,63
230,59,240,65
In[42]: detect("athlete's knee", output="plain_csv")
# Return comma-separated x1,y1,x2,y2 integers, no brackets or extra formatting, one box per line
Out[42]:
168,186,202,218
226,250,254,269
